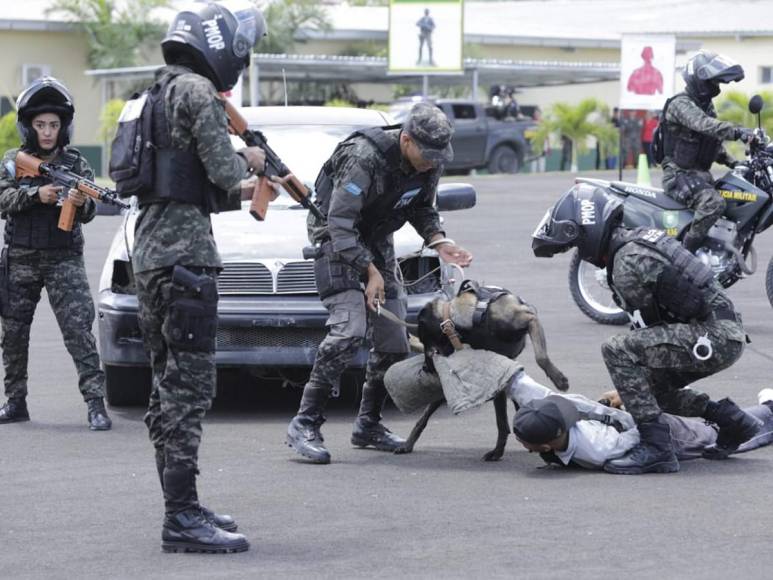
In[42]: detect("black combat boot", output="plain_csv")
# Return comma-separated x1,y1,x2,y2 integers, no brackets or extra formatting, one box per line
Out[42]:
604,416,680,475
286,385,331,464
351,381,405,451
0,397,29,424
155,450,237,532
702,398,762,459
86,397,112,431
161,468,249,554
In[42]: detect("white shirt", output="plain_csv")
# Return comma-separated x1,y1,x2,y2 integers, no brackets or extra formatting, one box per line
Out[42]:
555,421,641,469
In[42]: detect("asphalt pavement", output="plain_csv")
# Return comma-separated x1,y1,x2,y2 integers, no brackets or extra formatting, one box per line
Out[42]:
1,169,772,579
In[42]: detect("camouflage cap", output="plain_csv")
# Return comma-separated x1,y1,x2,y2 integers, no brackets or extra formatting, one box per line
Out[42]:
403,102,454,164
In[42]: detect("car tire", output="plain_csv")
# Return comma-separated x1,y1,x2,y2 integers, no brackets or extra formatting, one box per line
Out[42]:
105,365,152,407
487,145,521,174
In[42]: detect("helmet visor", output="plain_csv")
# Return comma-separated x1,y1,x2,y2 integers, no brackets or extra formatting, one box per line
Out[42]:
221,0,260,58
697,53,745,83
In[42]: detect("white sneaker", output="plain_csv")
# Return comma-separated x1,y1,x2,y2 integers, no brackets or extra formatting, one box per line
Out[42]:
757,388,773,405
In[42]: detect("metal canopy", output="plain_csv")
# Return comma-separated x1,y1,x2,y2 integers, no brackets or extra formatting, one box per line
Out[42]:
85,53,621,89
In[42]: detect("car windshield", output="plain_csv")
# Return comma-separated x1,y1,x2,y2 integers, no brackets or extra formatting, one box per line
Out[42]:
237,124,371,207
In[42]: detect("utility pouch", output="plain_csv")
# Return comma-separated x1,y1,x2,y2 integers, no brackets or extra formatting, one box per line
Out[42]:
313,244,362,300
656,264,711,322
0,247,9,318
164,266,218,352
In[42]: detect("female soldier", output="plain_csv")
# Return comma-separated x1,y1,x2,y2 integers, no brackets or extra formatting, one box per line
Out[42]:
0,77,111,430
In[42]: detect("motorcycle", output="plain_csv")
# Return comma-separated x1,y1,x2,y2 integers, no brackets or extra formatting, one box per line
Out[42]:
569,94,773,325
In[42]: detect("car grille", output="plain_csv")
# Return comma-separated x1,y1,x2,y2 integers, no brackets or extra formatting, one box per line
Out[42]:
218,263,274,295
216,326,327,349
277,261,317,294
218,261,318,295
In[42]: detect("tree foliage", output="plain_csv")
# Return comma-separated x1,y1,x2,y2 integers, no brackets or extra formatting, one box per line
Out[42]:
100,98,126,155
260,0,331,55
531,98,616,172
47,0,170,69
716,90,773,159
0,112,20,154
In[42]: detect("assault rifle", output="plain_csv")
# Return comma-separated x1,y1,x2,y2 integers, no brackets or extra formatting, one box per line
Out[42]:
220,97,324,222
15,151,129,232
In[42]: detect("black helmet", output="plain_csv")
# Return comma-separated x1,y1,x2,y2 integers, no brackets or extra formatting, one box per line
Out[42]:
682,50,744,103
532,183,623,268
162,0,267,92
16,76,75,152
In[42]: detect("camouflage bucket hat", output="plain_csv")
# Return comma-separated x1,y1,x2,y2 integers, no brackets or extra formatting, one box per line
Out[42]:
403,102,454,164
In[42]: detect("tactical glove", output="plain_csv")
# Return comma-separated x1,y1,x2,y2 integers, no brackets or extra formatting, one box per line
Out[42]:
735,127,759,145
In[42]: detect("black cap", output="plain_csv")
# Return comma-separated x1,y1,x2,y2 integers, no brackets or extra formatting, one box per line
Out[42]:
512,396,580,445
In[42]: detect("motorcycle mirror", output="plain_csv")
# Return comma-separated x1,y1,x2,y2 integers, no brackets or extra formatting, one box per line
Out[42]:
749,95,764,115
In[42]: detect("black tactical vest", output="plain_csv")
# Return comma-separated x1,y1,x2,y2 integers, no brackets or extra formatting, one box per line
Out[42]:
607,227,716,325
314,127,435,243
4,149,84,250
456,280,524,358
661,93,723,171
135,69,226,214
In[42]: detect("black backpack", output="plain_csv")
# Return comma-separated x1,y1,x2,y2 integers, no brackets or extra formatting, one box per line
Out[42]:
650,93,682,166
108,73,176,199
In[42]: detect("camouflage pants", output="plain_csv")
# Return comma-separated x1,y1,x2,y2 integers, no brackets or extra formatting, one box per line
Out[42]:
135,266,218,472
663,170,726,241
300,259,409,416
1,248,104,401
601,320,744,424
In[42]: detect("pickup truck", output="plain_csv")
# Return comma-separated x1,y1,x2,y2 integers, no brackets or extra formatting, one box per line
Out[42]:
389,99,536,174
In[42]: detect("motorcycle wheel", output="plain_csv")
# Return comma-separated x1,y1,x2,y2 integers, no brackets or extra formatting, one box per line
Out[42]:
766,255,773,309
568,250,628,326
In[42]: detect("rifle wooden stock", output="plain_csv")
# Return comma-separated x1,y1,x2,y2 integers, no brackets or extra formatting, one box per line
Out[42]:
15,151,128,232
14,151,43,179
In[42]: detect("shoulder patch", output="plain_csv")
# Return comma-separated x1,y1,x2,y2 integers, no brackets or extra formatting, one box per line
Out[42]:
344,182,363,196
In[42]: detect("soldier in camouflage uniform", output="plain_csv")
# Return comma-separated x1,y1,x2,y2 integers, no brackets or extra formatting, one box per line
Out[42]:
286,102,473,464
660,51,757,252
533,184,761,474
123,1,266,554
0,77,111,430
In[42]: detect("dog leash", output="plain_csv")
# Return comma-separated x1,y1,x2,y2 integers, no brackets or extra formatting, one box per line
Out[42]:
440,302,465,351
376,302,419,331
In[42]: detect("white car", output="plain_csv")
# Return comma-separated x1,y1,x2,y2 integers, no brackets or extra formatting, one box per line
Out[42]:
97,106,476,405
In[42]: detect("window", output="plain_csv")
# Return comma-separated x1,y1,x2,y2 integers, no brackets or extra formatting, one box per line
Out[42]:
451,104,477,120
760,66,773,84
22,64,51,87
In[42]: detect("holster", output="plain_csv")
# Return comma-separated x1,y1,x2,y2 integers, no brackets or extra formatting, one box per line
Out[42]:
0,247,9,318
163,266,218,352
313,242,362,300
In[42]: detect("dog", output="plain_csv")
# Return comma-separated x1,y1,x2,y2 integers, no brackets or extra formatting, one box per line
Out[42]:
395,280,569,460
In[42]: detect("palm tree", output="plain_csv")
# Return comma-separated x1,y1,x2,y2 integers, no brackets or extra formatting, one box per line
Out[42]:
260,0,331,55
717,90,773,133
48,0,170,69
531,98,616,172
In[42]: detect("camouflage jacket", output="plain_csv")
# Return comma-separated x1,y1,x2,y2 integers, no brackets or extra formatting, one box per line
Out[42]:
132,65,249,274
308,130,444,274
0,146,97,221
662,94,737,177
610,239,746,342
